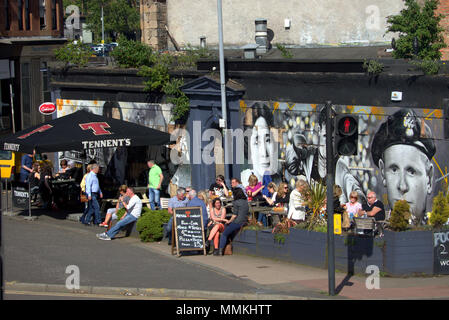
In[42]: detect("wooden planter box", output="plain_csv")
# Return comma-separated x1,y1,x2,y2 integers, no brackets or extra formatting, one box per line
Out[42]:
233,228,435,276
383,230,433,276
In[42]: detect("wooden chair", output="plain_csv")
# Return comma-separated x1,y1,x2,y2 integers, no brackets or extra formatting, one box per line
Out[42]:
160,197,170,209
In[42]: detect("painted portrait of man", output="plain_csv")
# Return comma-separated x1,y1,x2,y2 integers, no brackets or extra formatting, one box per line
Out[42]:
371,108,436,221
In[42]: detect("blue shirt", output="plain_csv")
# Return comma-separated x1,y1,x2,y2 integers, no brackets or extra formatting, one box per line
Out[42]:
187,196,209,227
20,154,33,180
85,171,102,197
168,196,188,210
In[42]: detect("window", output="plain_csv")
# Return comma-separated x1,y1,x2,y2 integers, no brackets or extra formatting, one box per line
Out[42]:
51,0,57,30
40,0,46,29
17,0,23,30
41,61,51,102
5,0,10,30
25,0,30,30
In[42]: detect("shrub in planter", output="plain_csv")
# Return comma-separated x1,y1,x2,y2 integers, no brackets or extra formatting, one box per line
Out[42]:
430,191,449,229
136,208,171,242
389,199,411,231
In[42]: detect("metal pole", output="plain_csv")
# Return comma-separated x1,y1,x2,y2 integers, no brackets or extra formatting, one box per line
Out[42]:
325,101,336,296
101,4,105,58
217,0,230,181
0,179,2,300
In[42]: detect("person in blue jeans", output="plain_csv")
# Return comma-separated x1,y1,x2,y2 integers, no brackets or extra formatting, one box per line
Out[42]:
84,164,103,225
147,160,164,210
218,187,249,256
97,187,142,240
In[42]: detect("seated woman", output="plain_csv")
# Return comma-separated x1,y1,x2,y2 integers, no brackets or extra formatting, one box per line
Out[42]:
245,174,264,201
343,190,363,220
218,187,249,256
38,163,53,209
99,185,129,229
207,198,227,255
272,182,290,210
29,162,41,204
262,182,278,206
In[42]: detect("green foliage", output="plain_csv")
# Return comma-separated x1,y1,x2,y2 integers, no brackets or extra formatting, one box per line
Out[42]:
54,41,93,67
363,59,384,75
111,37,154,68
274,233,286,244
430,191,449,229
116,207,126,220
275,44,294,59
389,199,411,231
306,181,327,231
386,0,446,60
175,45,215,70
64,0,140,42
136,208,171,242
411,58,441,75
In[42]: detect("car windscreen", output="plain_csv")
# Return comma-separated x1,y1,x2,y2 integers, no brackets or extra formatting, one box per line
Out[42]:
0,150,12,160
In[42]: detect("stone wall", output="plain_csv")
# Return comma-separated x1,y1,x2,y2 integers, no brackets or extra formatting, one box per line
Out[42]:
164,0,404,48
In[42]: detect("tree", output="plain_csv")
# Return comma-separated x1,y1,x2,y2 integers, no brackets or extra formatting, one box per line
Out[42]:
386,0,446,60
63,0,140,42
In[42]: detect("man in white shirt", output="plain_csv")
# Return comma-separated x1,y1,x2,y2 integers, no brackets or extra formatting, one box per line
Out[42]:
97,187,142,240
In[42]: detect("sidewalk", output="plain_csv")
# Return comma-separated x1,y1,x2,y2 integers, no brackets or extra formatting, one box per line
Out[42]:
3,205,449,300
143,240,449,300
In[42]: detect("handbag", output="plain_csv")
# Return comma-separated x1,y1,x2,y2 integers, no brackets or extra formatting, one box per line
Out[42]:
80,192,88,203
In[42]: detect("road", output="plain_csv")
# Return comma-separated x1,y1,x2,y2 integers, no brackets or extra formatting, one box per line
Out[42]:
1,214,259,298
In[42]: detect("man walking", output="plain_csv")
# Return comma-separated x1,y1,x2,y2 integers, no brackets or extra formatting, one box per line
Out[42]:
84,164,103,226
147,160,164,210
97,187,142,240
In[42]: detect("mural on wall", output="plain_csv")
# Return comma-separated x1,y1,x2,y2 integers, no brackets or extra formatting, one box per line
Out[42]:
56,99,191,192
240,101,448,222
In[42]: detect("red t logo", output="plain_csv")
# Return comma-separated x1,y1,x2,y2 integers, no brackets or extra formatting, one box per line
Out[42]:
79,122,112,135
18,124,53,139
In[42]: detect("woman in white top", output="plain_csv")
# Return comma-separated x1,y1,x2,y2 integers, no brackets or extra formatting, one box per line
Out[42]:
288,179,308,222
263,182,278,206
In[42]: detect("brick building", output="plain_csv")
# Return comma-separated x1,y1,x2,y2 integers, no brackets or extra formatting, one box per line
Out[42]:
0,0,66,135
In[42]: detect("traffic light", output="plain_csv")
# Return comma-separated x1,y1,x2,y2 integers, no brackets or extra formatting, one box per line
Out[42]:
335,115,358,156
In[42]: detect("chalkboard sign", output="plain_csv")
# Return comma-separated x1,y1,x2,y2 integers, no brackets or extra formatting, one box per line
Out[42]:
434,231,449,274
11,181,30,209
172,206,206,256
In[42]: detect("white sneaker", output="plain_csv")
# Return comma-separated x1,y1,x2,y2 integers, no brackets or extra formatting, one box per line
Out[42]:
96,233,111,240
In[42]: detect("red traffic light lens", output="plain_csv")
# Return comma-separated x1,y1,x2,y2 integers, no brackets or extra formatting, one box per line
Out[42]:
337,116,357,136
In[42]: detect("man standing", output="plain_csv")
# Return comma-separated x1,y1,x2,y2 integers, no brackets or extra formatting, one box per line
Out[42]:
166,188,188,245
84,164,103,226
97,187,142,240
361,191,385,221
147,160,164,210
20,152,34,182
371,108,435,222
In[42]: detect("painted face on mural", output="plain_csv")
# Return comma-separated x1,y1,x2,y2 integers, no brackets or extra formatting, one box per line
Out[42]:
250,116,277,177
379,144,434,219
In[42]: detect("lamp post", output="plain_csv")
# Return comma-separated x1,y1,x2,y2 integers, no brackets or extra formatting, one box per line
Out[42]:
325,101,336,296
217,0,230,183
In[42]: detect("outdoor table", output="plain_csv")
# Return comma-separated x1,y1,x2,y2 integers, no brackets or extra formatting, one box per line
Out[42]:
50,178,79,209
